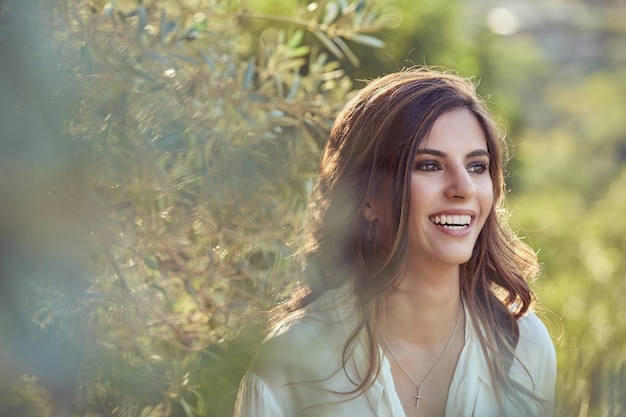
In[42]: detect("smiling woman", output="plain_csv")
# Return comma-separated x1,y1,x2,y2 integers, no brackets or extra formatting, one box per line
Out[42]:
234,68,556,417
402,109,495,272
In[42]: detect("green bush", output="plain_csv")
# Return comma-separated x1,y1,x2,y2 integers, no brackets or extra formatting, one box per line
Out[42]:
0,0,390,416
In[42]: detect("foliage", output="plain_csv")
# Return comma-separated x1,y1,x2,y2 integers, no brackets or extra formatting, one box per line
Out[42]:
0,0,389,416
509,168,626,417
507,68,626,417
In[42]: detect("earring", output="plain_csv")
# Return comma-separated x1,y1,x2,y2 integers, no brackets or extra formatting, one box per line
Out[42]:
367,220,375,241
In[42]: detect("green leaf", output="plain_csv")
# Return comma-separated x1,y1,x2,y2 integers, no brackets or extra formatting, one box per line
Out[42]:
313,31,344,60
348,33,385,49
82,292,108,299
323,2,340,25
178,395,194,417
333,36,359,66
136,5,148,40
287,30,304,48
149,284,168,299
278,57,307,72
286,45,311,59
287,74,300,100
200,53,215,71
242,61,255,91
187,388,205,415
274,73,285,98
159,10,175,43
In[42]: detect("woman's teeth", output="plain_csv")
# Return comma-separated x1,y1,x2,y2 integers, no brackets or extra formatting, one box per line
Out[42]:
429,214,472,229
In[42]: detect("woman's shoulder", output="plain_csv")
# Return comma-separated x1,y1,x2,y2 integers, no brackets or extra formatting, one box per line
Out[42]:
513,310,557,382
269,283,355,335
507,310,557,415
247,284,358,383
517,311,555,352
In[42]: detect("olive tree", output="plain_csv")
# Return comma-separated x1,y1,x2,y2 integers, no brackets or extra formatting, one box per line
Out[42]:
0,0,391,416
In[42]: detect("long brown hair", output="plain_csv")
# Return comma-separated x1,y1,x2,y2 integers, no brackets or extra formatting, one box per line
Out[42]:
272,68,541,412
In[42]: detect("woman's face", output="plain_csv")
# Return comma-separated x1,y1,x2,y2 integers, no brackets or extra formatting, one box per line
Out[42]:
406,108,494,270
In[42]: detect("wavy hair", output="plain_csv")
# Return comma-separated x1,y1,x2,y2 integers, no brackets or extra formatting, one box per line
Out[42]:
271,68,541,413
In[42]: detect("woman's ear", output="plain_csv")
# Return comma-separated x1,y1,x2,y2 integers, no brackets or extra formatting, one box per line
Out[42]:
362,201,379,222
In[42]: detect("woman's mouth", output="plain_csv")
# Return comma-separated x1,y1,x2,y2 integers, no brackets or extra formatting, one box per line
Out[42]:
429,214,472,231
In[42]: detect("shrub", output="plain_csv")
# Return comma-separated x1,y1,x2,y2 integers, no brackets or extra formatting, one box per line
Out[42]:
0,0,390,416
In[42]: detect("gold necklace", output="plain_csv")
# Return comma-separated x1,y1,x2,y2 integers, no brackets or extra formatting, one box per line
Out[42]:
377,300,463,408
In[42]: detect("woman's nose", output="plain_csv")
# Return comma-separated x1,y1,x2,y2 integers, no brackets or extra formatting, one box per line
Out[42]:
444,166,477,199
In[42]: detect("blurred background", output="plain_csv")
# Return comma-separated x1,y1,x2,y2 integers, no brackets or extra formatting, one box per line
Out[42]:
1,0,624,416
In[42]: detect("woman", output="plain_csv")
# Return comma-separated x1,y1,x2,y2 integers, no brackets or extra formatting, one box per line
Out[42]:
234,68,556,417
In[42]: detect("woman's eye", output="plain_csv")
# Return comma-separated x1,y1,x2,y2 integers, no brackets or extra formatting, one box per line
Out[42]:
415,161,441,172
467,162,489,174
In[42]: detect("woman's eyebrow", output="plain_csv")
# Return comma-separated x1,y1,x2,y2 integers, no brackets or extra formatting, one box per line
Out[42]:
415,148,491,159
415,148,446,157
466,149,491,159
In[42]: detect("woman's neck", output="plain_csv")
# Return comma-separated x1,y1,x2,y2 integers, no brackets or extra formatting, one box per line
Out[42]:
380,264,462,348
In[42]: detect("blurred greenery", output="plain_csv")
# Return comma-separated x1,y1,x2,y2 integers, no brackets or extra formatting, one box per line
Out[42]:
0,0,624,417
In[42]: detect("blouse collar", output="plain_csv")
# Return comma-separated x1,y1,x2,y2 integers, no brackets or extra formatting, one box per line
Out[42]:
308,283,493,416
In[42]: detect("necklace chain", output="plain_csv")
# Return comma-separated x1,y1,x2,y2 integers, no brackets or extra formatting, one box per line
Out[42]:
377,300,463,408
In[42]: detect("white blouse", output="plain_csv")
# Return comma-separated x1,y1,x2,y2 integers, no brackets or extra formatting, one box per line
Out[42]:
234,285,556,417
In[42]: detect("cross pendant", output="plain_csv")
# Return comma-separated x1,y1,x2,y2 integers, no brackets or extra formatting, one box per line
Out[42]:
414,386,424,408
